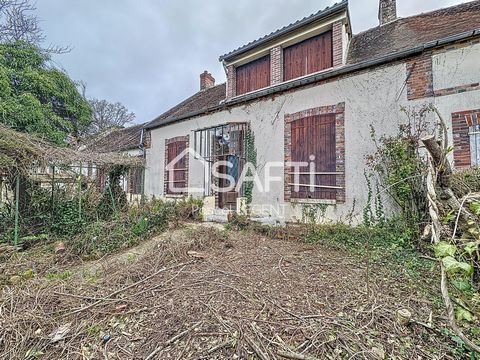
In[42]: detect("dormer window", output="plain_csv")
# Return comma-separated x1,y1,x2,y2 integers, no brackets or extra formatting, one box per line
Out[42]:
283,31,333,82
236,55,271,96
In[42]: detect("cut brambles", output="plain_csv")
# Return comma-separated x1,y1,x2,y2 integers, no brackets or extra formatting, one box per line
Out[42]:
0,224,464,359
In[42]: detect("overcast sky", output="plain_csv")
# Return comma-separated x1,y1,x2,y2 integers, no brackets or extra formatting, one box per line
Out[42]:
35,0,465,125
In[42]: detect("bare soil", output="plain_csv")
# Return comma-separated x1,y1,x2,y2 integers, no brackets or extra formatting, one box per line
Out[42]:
0,223,461,359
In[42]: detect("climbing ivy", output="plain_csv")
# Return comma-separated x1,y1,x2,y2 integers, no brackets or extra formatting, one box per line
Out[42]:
244,128,257,205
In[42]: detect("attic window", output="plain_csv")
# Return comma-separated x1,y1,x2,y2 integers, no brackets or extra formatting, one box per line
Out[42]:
236,55,271,96
283,31,333,81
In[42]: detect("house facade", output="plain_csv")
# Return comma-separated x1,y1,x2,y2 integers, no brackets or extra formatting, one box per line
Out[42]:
143,0,480,224
80,124,149,203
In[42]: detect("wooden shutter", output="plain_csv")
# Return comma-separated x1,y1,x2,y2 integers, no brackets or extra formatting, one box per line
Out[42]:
290,114,336,200
166,140,187,194
284,31,333,82
128,168,143,195
236,55,271,96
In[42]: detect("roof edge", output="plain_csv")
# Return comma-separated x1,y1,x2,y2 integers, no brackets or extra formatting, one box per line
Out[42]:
219,0,349,62
146,28,480,131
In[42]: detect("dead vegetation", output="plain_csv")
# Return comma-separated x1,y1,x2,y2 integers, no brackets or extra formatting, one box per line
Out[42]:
0,224,463,359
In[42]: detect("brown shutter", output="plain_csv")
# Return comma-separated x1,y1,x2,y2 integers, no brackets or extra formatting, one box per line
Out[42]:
236,55,271,95
290,114,336,200
284,31,333,82
166,140,188,195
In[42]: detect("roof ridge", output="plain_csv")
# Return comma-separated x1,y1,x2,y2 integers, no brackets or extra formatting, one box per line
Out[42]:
146,83,226,128
353,0,480,36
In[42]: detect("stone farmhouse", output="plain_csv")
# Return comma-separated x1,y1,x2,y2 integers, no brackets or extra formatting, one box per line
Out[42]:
136,0,480,223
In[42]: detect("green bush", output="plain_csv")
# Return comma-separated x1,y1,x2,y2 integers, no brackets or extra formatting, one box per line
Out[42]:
303,216,417,262
50,198,83,236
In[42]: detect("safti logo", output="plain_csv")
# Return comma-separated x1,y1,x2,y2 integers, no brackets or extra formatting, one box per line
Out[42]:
165,147,326,195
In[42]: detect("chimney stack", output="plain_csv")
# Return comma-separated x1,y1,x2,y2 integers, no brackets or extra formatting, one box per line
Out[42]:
200,71,215,90
378,0,397,25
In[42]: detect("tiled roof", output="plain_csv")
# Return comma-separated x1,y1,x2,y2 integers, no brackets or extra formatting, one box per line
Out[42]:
347,0,480,64
81,124,144,153
145,83,226,129
219,0,348,62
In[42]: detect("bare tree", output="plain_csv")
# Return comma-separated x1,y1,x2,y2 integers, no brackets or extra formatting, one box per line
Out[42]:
87,99,136,135
0,0,69,53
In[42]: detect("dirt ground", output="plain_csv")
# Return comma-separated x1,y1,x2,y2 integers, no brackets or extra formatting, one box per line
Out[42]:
0,223,462,359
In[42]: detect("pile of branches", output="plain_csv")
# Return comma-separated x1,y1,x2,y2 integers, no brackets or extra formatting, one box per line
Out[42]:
422,110,480,353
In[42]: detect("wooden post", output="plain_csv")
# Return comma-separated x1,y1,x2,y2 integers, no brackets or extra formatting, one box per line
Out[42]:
14,173,20,247
51,165,55,223
78,163,82,221
108,184,117,214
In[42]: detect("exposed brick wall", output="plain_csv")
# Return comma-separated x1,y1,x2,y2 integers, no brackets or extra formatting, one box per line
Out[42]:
332,21,344,67
164,135,189,196
452,110,480,169
406,53,434,100
435,83,480,97
284,103,346,203
271,46,283,85
226,64,236,99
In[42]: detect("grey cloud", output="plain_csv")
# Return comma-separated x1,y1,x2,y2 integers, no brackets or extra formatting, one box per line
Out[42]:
35,0,466,124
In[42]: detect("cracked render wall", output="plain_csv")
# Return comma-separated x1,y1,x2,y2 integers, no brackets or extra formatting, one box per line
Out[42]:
145,41,480,224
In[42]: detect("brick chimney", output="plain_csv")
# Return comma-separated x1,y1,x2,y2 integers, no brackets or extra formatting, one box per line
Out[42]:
378,0,397,25
200,71,215,90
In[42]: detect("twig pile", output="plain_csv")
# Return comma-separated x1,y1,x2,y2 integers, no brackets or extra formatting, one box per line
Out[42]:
0,226,458,359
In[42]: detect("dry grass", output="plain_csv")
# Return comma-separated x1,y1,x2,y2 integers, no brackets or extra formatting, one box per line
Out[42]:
0,224,461,359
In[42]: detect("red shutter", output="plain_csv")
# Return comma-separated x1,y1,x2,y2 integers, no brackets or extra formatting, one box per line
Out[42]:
236,55,271,95
166,140,187,195
284,31,333,81
290,114,336,200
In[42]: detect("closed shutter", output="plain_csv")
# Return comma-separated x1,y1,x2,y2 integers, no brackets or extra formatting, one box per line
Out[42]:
128,168,144,195
290,114,336,200
236,55,271,95
166,140,187,194
284,31,333,81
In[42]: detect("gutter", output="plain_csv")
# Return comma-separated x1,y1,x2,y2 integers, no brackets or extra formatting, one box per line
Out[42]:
146,29,480,131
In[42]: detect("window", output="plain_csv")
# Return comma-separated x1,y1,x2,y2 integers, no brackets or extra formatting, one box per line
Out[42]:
470,116,480,167
236,55,271,95
290,114,337,200
128,168,144,195
453,110,480,169
283,31,333,82
165,138,188,195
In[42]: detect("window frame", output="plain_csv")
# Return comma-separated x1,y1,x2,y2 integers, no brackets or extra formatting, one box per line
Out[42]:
164,137,189,196
235,54,271,96
283,30,333,82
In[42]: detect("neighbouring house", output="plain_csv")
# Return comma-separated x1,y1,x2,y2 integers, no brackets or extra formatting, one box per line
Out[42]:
142,0,480,224
80,124,150,202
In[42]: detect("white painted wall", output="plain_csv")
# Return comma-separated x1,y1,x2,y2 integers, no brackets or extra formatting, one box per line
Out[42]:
433,43,480,91
145,43,480,224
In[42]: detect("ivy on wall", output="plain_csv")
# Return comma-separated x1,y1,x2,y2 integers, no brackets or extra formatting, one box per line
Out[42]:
244,128,257,205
